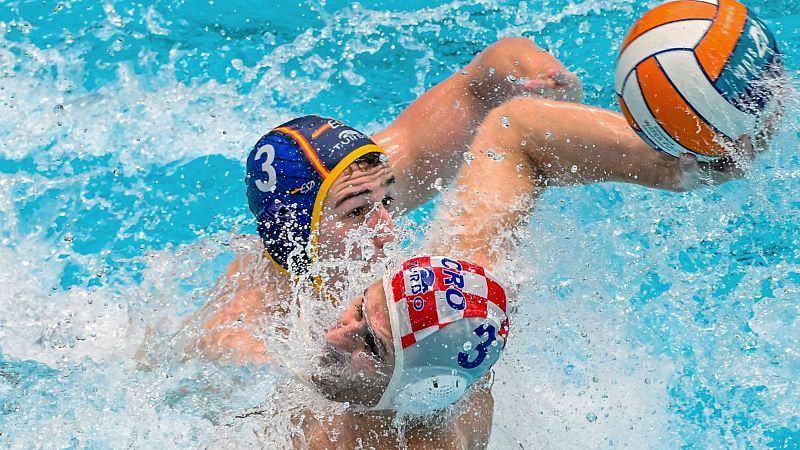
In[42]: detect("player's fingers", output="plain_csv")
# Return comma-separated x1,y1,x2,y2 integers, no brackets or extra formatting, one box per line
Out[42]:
522,79,551,95
707,153,745,180
758,112,780,150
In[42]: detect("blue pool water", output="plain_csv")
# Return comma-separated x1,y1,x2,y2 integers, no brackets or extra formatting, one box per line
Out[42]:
0,0,798,447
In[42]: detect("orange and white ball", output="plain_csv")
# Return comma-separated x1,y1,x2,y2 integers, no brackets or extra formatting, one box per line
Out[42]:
616,0,782,161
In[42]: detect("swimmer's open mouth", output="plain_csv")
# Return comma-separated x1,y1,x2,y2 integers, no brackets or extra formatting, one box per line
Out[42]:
318,346,347,367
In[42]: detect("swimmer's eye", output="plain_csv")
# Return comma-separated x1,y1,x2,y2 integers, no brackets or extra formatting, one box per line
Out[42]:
355,299,365,320
347,206,368,218
357,295,382,359
364,327,381,360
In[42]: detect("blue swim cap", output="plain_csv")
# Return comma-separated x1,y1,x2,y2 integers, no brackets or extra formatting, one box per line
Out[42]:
245,115,385,273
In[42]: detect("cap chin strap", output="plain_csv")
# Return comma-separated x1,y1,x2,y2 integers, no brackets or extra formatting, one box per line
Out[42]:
371,275,471,415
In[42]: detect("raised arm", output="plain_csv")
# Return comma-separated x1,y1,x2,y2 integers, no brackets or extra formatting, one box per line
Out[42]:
373,37,583,214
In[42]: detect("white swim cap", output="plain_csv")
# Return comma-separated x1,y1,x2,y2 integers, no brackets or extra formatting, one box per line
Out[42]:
373,256,509,415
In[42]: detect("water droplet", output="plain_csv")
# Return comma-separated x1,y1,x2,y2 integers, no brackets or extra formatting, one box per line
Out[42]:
110,38,124,53
462,341,472,352
487,149,506,161
544,131,553,140
488,67,496,76
592,376,599,383
360,239,375,261
463,151,475,164
570,165,578,173
499,116,510,128
586,412,598,423
63,233,73,242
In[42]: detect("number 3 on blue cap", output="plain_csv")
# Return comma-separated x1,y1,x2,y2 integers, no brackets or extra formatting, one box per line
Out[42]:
255,144,277,193
458,323,496,369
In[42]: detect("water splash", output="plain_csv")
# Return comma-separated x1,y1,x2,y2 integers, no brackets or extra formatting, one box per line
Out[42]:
0,0,798,448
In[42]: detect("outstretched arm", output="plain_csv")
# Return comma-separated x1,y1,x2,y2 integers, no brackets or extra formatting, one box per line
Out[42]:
492,97,755,192
426,96,758,267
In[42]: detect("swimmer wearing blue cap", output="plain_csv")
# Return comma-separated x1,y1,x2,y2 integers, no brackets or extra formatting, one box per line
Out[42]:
245,115,391,274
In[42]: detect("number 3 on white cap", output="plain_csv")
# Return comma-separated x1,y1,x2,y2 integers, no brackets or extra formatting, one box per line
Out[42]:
458,323,497,369
255,144,277,193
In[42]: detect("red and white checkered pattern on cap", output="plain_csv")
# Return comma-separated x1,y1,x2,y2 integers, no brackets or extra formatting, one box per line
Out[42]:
388,256,509,349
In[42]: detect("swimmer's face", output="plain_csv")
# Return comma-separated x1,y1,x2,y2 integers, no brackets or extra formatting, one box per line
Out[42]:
311,279,395,406
318,157,397,264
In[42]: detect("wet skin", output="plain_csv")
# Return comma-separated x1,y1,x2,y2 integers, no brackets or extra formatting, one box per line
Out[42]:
316,161,398,268
192,37,585,366
312,280,395,406
185,34,774,450
191,162,397,365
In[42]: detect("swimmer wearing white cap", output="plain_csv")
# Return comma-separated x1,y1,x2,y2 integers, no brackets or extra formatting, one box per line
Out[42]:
217,255,510,449
312,256,508,413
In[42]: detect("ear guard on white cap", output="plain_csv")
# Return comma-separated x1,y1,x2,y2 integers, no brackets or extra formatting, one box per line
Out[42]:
373,256,509,415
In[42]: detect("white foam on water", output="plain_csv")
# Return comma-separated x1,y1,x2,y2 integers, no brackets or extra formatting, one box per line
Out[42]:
491,297,677,449
0,0,798,448
0,232,287,447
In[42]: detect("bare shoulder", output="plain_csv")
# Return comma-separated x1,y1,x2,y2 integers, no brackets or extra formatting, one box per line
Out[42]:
184,237,290,365
223,234,268,280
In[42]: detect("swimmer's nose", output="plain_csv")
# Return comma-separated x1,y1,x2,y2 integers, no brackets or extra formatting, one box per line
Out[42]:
325,309,369,354
367,205,396,251
366,203,393,227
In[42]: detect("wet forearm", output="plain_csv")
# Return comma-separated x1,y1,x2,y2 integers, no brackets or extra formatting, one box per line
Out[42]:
502,98,685,191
